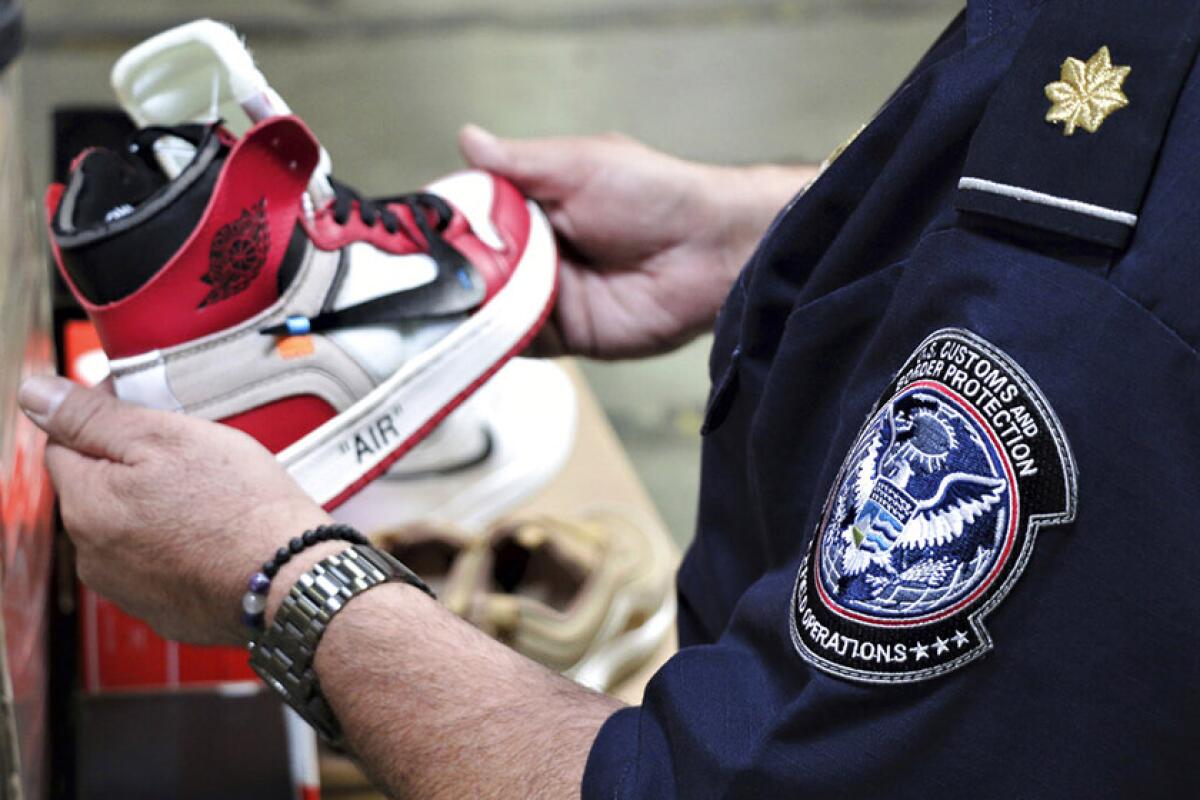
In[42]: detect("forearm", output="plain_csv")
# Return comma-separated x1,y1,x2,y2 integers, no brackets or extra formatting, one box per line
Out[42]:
269,542,622,799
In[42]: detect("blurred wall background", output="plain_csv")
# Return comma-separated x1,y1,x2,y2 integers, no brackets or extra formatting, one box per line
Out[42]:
22,0,961,544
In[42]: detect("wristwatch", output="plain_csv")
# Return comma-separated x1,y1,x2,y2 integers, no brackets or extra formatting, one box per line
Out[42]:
248,543,432,746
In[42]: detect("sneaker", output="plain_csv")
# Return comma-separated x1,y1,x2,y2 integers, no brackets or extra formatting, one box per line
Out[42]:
376,509,678,692
47,116,558,508
333,358,577,532
372,523,476,600
108,19,572,518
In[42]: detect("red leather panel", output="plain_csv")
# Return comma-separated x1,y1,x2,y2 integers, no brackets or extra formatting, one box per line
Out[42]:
220,394,338,454
51,116,321,359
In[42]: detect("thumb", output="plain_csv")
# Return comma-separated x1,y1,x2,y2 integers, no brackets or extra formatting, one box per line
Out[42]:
458,124,580,199
19,375,138,462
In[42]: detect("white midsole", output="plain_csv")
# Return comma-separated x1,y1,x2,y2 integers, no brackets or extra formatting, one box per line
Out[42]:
331,358,578,532
278,200,557,508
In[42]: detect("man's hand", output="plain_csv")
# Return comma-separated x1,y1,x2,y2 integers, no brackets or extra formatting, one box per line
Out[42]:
19,375,331,646
21,374,620,799
460,125,815,359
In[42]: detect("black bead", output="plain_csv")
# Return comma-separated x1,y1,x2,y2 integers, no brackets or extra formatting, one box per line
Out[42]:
303,529,319,546
263,562,278,578
276,547,291,564
289,537,304,554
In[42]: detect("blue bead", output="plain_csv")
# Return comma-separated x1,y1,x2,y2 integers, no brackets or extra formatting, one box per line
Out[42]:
248,572,270,594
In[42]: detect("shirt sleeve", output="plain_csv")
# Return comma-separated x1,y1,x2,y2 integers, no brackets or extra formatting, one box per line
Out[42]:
581,539,1193,799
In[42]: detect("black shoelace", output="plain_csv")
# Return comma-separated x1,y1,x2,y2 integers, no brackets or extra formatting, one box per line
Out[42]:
329,178,454,245
122,123,486,335
260,179,485,337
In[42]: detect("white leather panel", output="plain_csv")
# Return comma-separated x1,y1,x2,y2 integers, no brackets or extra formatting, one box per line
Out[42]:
111,351,184,412
333,244,438,309
425,171,503,250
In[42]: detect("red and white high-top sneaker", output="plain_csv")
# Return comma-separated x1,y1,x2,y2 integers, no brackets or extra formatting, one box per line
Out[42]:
48,116,557,509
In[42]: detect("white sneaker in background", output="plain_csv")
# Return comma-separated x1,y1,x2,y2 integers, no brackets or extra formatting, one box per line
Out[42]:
334,358,577,533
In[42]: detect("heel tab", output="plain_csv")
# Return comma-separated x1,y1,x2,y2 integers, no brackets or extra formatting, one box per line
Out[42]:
239,115,321,182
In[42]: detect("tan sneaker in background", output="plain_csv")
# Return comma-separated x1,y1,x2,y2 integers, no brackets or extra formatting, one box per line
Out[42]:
453,509,677,692
372,508,677,692
372,523,475,600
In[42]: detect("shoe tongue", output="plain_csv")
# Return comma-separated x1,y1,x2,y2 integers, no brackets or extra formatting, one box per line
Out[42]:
62,124,227,232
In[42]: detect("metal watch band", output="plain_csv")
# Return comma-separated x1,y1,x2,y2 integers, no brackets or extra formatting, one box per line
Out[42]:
248,543,432,745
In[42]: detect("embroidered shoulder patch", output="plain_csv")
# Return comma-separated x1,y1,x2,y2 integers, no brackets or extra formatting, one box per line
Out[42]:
790,329,1077,684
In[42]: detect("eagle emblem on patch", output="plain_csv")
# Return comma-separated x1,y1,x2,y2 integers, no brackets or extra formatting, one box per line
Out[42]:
790,329,1077,683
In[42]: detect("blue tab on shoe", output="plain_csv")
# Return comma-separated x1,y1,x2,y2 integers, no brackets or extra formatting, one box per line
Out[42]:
284,315,311,335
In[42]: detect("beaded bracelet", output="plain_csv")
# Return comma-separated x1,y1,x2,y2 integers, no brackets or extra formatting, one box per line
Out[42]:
242,523,370,632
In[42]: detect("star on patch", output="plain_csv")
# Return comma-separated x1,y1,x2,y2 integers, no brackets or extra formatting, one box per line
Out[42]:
1044,46,1130,136
933,637,950,656
953,630,970,649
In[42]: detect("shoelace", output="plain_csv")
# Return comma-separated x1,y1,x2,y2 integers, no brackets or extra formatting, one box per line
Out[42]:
261,179,484,337
115,122,485,336
128,124,455,251
329,178,454,245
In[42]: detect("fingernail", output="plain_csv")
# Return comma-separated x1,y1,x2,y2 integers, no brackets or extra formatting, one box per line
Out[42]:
462,123,503,164
19,375,71,428
463,123,497,144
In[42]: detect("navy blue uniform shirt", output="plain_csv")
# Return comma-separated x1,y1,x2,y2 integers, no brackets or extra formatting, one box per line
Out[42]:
584,0,1200,796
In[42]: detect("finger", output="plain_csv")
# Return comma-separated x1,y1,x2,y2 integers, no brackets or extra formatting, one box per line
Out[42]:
458,124,583,198
44,441,99,488
20,375,143,462
44,443,115,539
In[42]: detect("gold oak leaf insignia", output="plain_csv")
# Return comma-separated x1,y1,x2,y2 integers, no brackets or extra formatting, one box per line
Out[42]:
1044,46,1131,136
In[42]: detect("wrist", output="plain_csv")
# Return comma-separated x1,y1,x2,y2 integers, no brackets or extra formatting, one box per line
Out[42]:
248,542,437,747
712,163,817,273
263,539,351,627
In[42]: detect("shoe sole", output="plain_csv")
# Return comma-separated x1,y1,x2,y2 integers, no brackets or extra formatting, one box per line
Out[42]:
278,199,559,509
332,358,578,532
566,507,681,692
567,589,677,693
